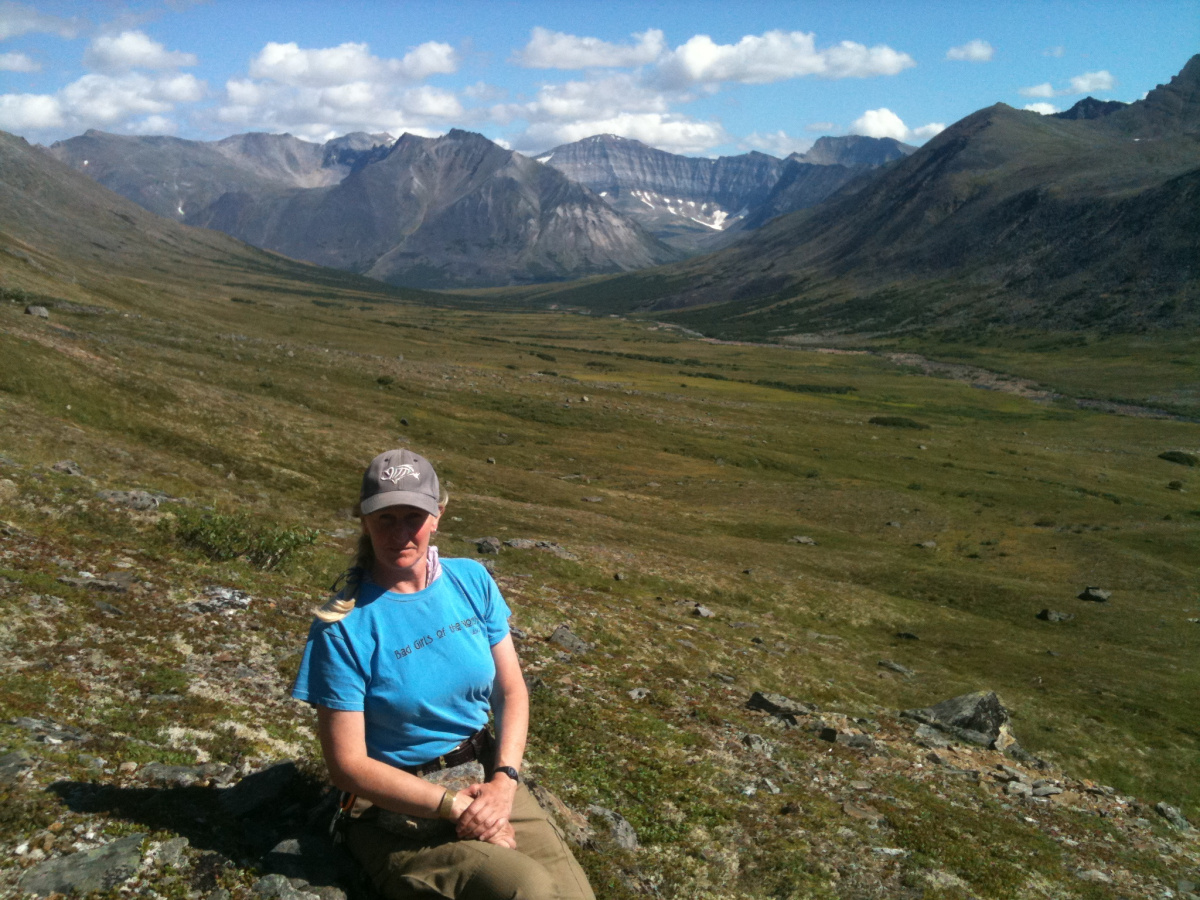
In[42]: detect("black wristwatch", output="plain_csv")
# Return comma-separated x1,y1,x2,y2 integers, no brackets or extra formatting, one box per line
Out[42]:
494,766,520,783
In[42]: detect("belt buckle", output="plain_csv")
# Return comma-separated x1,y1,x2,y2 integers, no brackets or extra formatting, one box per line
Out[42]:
438,754,447,770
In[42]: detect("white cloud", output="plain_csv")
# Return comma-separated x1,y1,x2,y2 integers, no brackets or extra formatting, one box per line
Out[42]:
519,112,727,155
0,2,78,41
653,30,914,89
850,108,943,144
248,40,457,88
127,114,177,134
741,130,813,157
806,121,836,132
515,27,665,69
84,31,197,72
0,71,206,134
1021,70,1115,100
493,74,669,126
946,40,993,62
1023,102,1059,115
1069,70,1115,93
0,92,64,130
1043,46,1065,58
0,50,37,71
216,39,463,140
1019,82,1055,98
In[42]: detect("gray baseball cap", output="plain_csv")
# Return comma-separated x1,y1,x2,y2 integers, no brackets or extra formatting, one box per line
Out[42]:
359,449,441,517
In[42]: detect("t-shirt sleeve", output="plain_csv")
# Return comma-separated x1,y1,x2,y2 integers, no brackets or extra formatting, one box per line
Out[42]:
474,562,511,646
291,619,368,710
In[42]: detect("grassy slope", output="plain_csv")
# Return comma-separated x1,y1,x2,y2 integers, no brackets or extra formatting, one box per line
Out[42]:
2,269,1198,897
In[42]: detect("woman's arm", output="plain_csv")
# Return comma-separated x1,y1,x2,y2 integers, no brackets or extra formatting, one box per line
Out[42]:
454,634,528,843
316,706,475,821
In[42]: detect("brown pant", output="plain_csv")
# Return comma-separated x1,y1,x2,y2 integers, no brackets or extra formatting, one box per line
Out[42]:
347,785,595,900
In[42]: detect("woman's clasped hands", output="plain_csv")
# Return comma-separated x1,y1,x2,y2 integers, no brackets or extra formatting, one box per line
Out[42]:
454,778,520,849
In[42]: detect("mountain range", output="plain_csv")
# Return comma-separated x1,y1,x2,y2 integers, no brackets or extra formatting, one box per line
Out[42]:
536,133,913,252
525,55,1200,336
47,128,911,287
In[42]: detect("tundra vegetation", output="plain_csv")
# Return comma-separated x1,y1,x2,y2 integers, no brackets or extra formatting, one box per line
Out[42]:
1,270,1197,898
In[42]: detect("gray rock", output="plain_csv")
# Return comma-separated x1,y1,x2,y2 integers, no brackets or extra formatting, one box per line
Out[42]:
1155,801,1191,830
474,536,501,554
58,575,126,593
912,724,952,749
548,624,592,655
140,762,212,787
746,690,817,723
19,833,146,896
878,659,914,676
1037,609,1075,622
218,761,300,818
0,748,35,783
627,688,649,701
1006,781,1033,798
51,460,84,476
741,733,772,756
692,604,715,618
1076,869,1111,884
252,873,321,900
917,540,938,550
886,521,902,528
94,600,127,615
0,478,18,502
502,539,577,560
901,690,1015,750
1078,587,1111,602
96,489,160,510
586,805,639,852
1032,784,1063,797
503,538,537,550
995,765,1031,785
12,717,91,743
260,835,343,888
189,585,252,614
25,305,50,318
155,836,189,868
788,535,817,545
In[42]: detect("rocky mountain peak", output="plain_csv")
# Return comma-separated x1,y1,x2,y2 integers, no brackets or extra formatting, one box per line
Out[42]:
1052,97,1128,120
795,135,916,167
1103,53,1200,136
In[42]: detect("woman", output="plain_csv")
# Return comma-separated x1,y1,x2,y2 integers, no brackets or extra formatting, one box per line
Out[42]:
293,449,595,900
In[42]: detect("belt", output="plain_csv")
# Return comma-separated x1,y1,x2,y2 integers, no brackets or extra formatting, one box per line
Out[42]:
400,726,492,777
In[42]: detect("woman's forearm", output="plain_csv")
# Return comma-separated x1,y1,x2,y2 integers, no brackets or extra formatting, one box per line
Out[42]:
492,682,529,773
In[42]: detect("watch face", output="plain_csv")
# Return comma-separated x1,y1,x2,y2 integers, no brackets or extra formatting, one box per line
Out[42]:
496,766,520,782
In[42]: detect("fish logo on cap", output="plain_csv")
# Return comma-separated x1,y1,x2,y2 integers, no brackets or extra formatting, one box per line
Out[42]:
382,464,418,485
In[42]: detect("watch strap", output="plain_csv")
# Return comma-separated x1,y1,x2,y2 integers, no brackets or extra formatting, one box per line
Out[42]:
494,765,520,783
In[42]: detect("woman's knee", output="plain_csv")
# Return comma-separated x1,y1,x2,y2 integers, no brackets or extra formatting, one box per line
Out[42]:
464,848,557,900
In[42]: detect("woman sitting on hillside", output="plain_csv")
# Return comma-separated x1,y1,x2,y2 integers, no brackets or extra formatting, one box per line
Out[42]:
292,449,594,900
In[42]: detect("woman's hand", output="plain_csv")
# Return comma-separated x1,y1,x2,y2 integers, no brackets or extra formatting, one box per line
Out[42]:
455,778,519,845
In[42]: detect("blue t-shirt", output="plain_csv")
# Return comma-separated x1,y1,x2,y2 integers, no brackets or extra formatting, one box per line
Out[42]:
292,558,511,768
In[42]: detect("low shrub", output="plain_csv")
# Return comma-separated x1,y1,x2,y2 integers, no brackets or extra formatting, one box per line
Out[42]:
168,508,319,570
870,415,930,429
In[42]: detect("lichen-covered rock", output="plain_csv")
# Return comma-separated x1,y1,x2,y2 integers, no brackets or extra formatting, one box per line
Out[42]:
19,833,146,897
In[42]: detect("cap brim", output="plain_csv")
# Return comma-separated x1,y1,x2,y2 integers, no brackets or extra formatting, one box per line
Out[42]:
360,491,441,517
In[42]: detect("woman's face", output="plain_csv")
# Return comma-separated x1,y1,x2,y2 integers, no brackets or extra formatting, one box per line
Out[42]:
362,504,440,577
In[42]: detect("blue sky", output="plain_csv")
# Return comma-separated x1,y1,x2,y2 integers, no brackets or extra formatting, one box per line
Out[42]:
1,0,1196,156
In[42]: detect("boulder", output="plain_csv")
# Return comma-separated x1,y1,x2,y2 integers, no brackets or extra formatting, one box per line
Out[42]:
746,691,817,723
548,624,592,655
1155,802,1191,830
252,873,321,900
901,690,1016,750
526,779,592,847
19,833,146,896
51,460,83,476
788,535,817,545
1078,587,1111,602
25,305,49,318
97,489,160,510
586,805,639,851
0,748,35,783
474,536,501,554
878,659,914,676
1037,609,1075,622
